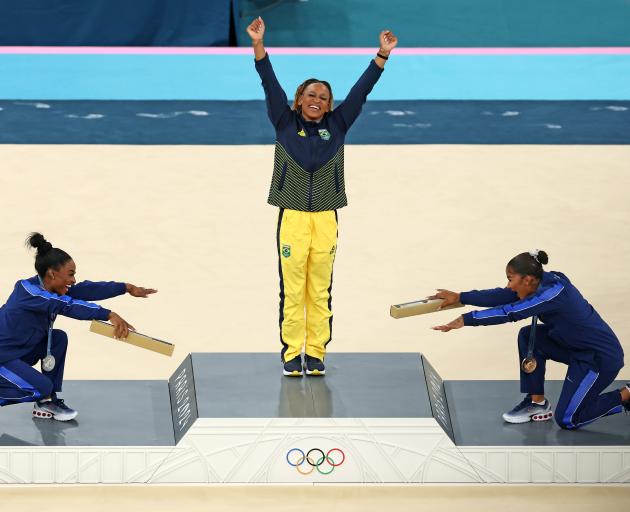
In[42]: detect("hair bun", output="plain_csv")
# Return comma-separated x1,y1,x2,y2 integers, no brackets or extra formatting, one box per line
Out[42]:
537,250,549,265
26,232,53,254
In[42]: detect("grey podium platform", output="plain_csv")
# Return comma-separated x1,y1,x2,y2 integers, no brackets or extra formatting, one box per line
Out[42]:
191,353,432,419
1,353,629,484
447,380,630,447
0,381,173,447
1,353,628,447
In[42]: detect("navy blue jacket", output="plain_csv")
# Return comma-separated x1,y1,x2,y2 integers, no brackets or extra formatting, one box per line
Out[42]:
0,276,126,364
461,271,624,370
255,53,383,172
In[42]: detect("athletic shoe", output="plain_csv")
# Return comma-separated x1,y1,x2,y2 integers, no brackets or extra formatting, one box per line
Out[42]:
502,395,553,424
33,397,78,421
304,354,325,376
283,356,303,377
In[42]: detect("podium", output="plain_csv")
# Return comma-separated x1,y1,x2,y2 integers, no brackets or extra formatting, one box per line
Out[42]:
1,353,629,484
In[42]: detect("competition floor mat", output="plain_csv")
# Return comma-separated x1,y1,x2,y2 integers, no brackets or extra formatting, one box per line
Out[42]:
1,100,628,144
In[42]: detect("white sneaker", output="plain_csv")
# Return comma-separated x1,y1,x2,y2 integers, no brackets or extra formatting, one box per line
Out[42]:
33,398,78,421
502,395,553,424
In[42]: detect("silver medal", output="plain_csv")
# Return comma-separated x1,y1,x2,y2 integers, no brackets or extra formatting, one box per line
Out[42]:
42,354,56,372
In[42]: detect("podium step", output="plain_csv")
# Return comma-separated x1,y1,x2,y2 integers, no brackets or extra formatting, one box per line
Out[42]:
1,352,628,484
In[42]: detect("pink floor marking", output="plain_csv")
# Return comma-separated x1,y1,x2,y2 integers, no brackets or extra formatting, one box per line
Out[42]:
0,47,629,55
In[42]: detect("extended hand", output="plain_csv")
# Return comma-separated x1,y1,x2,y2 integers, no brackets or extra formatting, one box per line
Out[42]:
379,30,398,55
126,283,158,298
247,16,265,43
108,312,135,339
428,289,460,309
432,315,464,332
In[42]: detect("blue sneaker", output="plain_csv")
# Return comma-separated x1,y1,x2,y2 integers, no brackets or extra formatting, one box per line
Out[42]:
33,397,78,421
304,354,325,376
502,395,553,424
283,356,303,377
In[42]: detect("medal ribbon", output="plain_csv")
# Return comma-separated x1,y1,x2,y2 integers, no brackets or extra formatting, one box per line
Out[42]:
526,315,538,360
38,276,56,364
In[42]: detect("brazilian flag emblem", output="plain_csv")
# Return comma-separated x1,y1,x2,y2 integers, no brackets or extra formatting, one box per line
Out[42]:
318,129,331,141
282,244,291,258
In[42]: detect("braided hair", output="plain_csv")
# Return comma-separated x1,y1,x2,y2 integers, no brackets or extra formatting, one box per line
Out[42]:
26,232,72,278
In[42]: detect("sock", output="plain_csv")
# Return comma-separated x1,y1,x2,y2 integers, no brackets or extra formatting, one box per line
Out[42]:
532,399,546,405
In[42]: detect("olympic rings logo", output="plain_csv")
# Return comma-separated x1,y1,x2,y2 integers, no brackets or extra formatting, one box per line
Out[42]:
286,448,346,475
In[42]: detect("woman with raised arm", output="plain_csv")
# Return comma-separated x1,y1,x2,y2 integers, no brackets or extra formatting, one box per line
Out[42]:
431,250,629,428
0,233,157,421
246,17,398,377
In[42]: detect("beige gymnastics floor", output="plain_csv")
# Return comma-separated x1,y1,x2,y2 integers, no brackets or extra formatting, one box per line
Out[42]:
1,144,629,508
0,144,629,381
1,485,629,512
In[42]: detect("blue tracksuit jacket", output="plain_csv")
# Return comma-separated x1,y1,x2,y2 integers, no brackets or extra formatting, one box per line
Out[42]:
255,53,383,172
255,53,383,211
461,271,624,370
0,276,126,364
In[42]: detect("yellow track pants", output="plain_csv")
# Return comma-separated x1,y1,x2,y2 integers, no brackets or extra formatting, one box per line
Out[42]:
277,208,337,363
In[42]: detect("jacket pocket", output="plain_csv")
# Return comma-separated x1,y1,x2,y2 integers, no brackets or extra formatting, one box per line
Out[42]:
278,161,288,191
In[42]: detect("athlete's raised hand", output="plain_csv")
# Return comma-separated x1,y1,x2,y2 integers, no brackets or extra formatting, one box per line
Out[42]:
379,30,398,55
247,16,265,43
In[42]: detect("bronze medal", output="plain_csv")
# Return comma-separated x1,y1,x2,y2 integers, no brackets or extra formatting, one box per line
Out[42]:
521,357,537,374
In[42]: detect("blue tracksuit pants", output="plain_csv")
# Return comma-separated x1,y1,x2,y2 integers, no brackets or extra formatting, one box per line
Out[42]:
517,324,624,429
0,329,68,406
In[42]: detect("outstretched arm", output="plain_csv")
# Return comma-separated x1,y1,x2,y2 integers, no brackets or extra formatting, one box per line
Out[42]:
433,281,565,331
248,17,291,127
67,281,157,301
66,280,125,301
333,29,398,131
20,279,138,339
430,287,518,308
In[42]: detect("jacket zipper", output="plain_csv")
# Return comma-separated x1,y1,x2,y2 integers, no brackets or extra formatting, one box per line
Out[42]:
307,132,317,210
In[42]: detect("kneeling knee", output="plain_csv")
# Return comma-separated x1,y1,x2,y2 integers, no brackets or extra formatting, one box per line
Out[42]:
554,413,573,430
52,329,68,350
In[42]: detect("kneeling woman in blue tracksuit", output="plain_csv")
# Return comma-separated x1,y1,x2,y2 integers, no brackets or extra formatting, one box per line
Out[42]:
0,233,156,421
432,250,629,428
